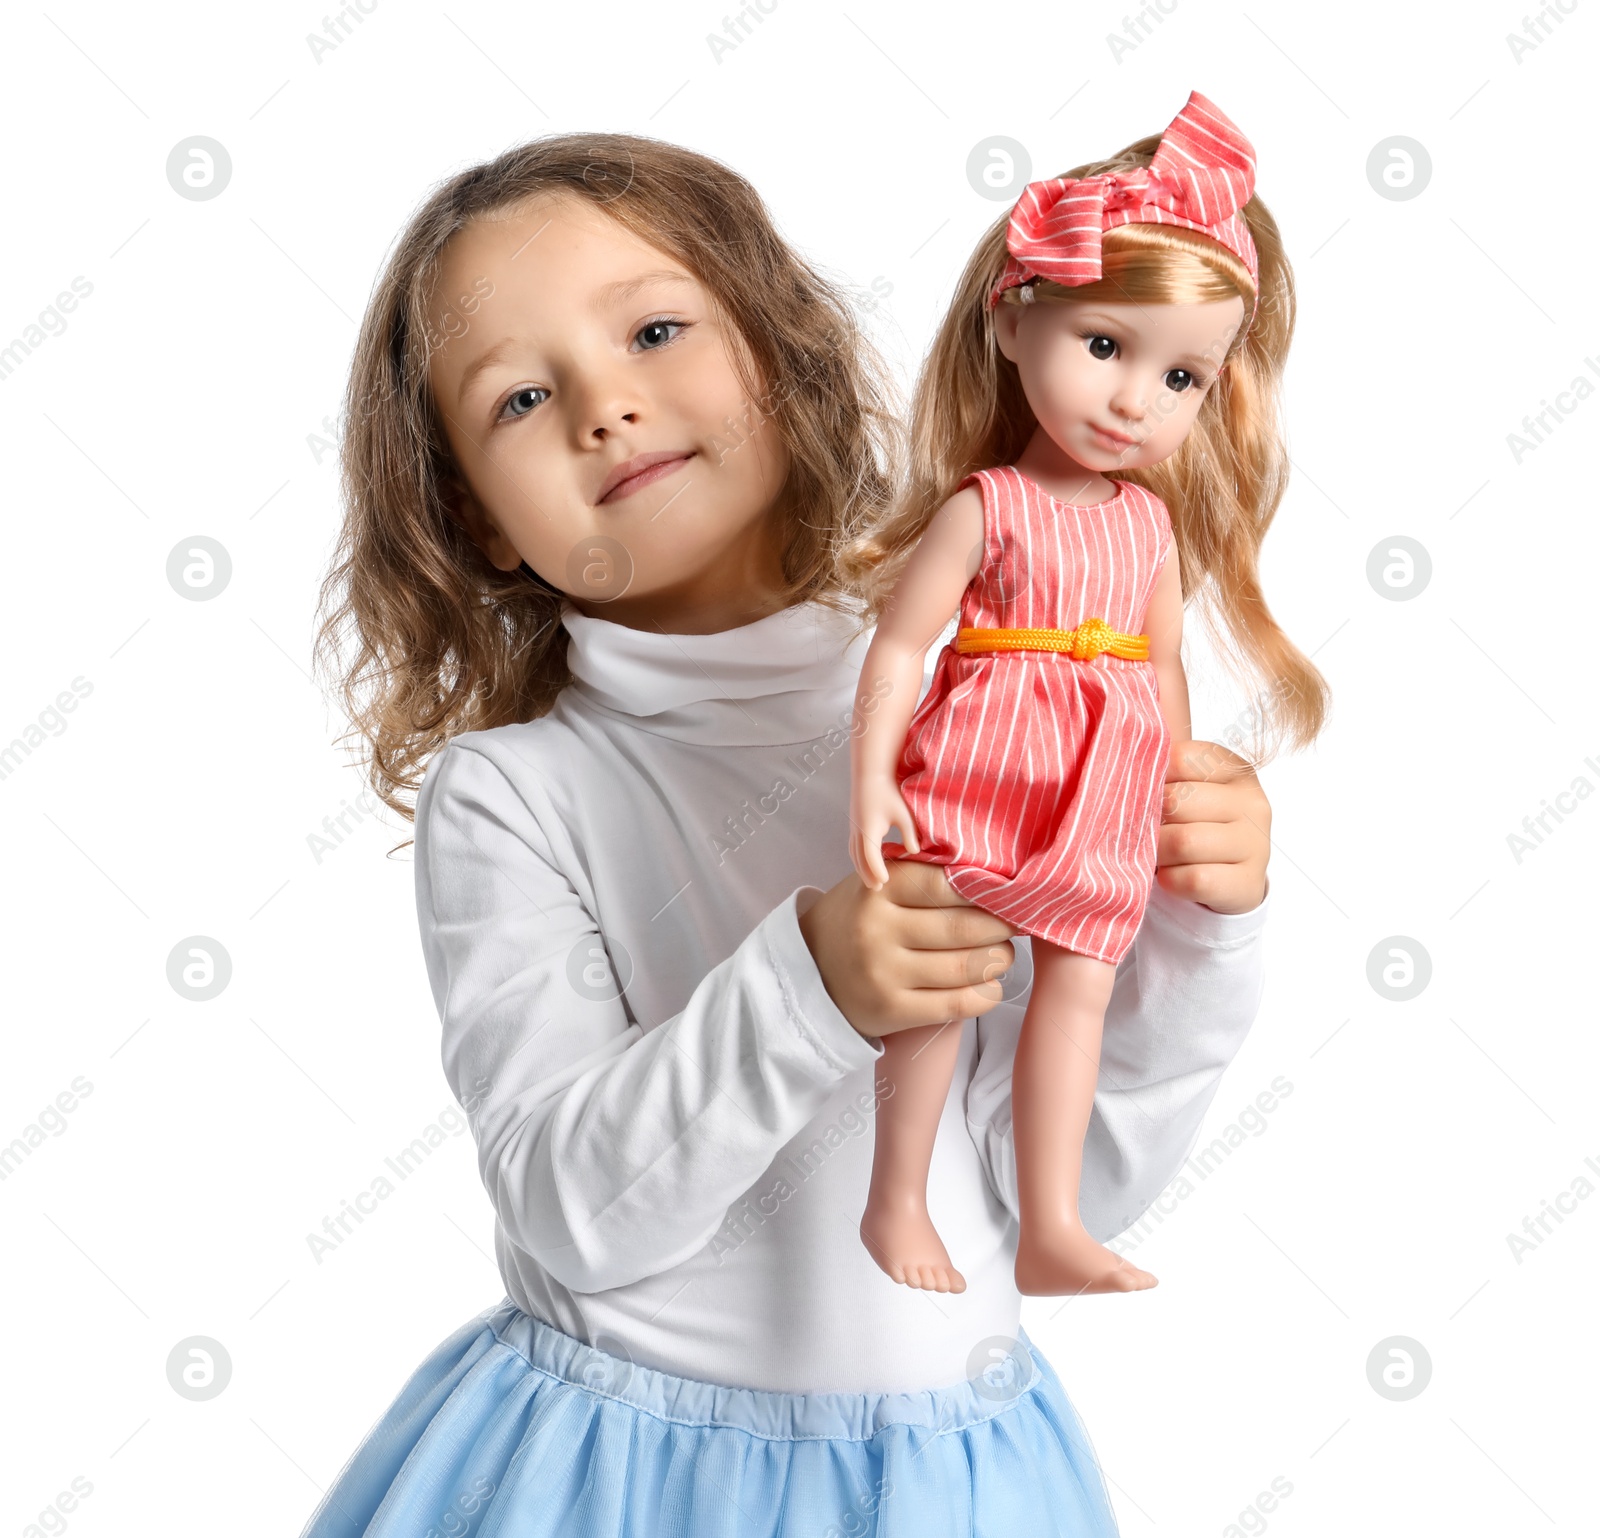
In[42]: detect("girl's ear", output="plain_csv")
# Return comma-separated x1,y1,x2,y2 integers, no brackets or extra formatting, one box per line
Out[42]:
441,473,524,572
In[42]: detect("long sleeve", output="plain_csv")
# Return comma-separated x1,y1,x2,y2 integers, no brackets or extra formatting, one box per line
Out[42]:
965,877,1271,1241
416,741,885,1295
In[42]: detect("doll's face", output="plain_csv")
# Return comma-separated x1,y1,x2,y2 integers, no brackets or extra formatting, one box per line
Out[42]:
994,290,1246,475
425,192,791,628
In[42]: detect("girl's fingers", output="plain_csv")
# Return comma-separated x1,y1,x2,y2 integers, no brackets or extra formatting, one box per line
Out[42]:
881,858,964,908
885,894,1017,956
900,943,1014,997
1161,774,1268,824
1161,778,1226,821
1163,744,1269,837
1164,738,1257,784
1155,817,1253,868
1155,857,1267,914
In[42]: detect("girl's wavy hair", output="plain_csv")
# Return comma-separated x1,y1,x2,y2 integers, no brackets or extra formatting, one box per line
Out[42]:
846,131,1330,763
314,132,901,829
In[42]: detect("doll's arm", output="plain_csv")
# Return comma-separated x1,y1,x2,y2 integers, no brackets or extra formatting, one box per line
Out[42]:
417,741,883,1295
965,881,1270,1241
849,486,984,887
1143,544,1192,744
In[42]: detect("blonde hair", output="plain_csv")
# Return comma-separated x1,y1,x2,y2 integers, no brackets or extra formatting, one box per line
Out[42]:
848,131,1330,763
314,132,901,828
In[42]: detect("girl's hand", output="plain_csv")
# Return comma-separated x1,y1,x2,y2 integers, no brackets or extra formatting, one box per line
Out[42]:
848,778,922,891
798,860,1015,1042
1158,740,1272,915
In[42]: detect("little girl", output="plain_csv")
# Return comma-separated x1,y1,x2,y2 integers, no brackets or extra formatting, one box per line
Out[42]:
297,130,1276,1537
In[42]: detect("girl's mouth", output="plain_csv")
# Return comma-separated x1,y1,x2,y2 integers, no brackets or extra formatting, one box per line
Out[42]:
597,451,696,505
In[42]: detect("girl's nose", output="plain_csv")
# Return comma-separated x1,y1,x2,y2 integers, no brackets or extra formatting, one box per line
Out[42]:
571,364,647,441
589,408,640,441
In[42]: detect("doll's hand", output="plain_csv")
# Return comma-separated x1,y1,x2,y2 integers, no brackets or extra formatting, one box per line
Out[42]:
849,779,922,892
1158,740,1271,915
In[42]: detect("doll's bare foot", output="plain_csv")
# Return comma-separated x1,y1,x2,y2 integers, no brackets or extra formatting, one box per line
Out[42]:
860,1200,967,1292
1014,1220,1157,1296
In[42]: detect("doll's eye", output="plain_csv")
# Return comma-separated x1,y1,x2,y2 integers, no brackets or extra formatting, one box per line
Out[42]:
1164,368,1197,393
498,386,549,422
1085,334,1117,361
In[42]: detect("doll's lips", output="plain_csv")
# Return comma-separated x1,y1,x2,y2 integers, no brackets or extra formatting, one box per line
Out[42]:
596,451,696,504
1090,423,1139,448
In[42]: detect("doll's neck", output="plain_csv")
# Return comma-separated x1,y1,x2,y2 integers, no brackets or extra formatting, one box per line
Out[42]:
1012,434,1121,508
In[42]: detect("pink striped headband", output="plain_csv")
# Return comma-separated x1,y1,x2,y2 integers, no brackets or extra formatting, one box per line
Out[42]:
988,90,1260,333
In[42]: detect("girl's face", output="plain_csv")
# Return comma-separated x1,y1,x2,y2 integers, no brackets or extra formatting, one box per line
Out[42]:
426,193,792,632
995,290,1246,477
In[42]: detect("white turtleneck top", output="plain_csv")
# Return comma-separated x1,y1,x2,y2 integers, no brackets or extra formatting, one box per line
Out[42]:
413,596,1271,1395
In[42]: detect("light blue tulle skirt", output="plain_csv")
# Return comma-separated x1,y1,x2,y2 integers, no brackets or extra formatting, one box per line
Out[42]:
296,1296,1120,1536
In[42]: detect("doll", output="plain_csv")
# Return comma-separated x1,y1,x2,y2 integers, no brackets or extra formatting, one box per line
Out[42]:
849,92,1325,1297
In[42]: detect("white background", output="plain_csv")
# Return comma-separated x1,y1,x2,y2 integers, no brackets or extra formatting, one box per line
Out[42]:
3,2,1595,1534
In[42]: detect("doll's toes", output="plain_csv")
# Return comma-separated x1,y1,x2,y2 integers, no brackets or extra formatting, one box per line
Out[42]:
1015,1222,1158,1296
1107,1260,1158,1291
905,1258,966,1293
880,1255,908,1286
860,1210,964,1292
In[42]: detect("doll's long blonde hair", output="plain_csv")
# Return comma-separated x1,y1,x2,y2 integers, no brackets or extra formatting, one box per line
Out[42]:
845,130,1330,762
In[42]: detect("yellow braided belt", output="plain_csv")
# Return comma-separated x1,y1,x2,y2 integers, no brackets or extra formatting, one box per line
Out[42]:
955,617,1149,662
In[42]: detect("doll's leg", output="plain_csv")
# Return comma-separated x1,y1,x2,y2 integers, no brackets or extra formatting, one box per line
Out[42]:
859,1020,967,1292
1012,938,1159,1296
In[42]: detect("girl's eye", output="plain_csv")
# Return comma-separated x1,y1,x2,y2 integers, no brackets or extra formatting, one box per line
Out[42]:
494,317,689,423
498,386,548,422
1164,368,1197,393
1085,333,1117,361
634,317,688,351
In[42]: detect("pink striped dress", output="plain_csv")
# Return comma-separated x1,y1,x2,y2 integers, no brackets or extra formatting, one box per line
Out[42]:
880,464,1174,964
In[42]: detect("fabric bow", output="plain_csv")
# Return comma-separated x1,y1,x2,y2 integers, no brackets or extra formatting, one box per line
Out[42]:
989,90,1260,326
